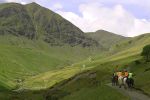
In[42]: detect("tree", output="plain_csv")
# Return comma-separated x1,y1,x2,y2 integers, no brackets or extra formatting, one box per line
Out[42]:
141,44,150,62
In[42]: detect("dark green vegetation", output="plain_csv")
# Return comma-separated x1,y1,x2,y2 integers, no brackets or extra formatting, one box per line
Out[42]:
0,2,150,100
141,44,150,61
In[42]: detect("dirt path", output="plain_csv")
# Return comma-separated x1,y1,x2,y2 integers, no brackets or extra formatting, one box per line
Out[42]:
107,83,150,100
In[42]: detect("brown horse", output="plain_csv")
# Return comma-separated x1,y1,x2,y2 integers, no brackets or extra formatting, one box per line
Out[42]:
112,75,118,86
127,78,134,89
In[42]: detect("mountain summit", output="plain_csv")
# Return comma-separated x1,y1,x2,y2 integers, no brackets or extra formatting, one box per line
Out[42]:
0,2,98,47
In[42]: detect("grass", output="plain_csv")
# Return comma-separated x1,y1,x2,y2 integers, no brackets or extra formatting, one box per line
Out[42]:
62,86,129,100
56,34,150,100
0,33,150,99
129,60,150,95
0,35,96,90
23,66,88,90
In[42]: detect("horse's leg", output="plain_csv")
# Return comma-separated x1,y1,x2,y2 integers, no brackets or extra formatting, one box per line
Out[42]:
112,81,114,86
124,78,127,89
126,78,129,88
116,78,119,86
128,78,133,90
118,77,122,88
115,77,118,86
131,79,134,89
112,78,114,86
115,80,117,86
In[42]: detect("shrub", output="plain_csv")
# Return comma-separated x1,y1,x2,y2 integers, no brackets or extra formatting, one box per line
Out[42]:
141,44,150,62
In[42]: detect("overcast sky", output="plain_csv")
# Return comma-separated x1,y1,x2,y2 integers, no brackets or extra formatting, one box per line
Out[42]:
1,0,150,37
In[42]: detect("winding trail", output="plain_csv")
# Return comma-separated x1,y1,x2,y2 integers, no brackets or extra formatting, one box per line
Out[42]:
107,83,150,100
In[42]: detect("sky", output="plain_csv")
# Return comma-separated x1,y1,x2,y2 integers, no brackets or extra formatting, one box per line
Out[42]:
0,0,150,37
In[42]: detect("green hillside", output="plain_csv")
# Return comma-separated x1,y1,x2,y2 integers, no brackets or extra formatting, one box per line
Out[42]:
0,2,100,91
0,32,150,99
0,35,98,90
0,2,150,100
16,33,150,100
86,30,128,50
41,33,150,100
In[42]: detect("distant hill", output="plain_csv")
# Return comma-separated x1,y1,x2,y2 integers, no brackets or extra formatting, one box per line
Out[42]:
0,2,98,47
111,33,150,53
86,30,128,50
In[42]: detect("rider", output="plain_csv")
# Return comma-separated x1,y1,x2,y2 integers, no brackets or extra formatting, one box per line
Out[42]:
122,69,129,89
117,70,123,88
112,71,118,86
117,70,123,78
128,72,133,79
124,69,129,78
113,71,117,77
128,71,134,87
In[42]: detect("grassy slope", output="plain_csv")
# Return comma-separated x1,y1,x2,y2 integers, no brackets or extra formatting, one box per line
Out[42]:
65,33,150,98
62,85,129,100
85,33,150,95
0,35,95,90
0,33,150,99
39,33,150,100
86,30,128,50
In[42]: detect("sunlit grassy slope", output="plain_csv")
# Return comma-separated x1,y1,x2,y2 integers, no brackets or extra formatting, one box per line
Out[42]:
0,33,150,100
20,33,150,100
0,35,96,90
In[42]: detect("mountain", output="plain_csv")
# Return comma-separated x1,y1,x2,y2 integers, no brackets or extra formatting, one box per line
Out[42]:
0,2,150,100
0,2,98,47
86,30,128,50
0,3,35,39
0,2,101,91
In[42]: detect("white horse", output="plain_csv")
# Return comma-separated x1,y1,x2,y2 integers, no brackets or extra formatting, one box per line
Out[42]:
118,76,123,88
123,77,128,89
118,76,128,89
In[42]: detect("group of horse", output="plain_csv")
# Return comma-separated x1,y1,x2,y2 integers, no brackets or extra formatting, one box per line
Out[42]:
112,75,134,89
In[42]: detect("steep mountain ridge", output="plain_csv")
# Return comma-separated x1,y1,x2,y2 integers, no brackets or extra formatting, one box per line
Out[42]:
0,3,35,39
0,2,99,47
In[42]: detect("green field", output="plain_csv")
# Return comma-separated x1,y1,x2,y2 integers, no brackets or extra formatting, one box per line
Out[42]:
0,35,96,90
0,33,150,100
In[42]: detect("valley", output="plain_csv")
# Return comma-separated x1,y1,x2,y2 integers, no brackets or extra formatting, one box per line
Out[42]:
0,2,150,100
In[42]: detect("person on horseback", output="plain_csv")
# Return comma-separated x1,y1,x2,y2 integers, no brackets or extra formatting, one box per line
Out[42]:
112,71,118,86
124,69,129,77
122,69,129,89
127,72,134,88
117,70,123,88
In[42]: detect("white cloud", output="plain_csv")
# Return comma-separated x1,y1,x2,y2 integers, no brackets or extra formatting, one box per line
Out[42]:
5,0,20,2
57,3,150,37
21,1,27,4
4,0,34,4
52,3,63,10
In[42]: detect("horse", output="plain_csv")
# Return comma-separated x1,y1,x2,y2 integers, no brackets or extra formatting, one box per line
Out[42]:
118,76,123,88
127,78,134,89
119,77,131,89
123,77,128,89
112,75,118,86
